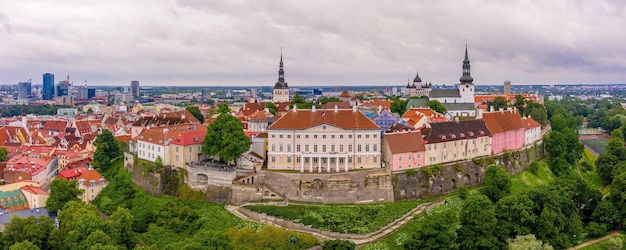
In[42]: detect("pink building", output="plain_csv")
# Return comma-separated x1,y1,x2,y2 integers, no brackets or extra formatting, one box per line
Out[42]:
382,131,426,172
482,109,527,154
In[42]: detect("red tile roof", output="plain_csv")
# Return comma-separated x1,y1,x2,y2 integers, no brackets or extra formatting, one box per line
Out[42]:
385,131,425,153
20,185,49,195
339,90,351,98
58,167,87,180
5,155,55,176
170,126,207,146
269,109,380,130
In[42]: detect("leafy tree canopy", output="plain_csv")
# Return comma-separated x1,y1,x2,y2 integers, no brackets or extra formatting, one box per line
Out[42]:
203,113,250,163
482,165,512,202
45,178,84,212
186,106,205,124
426,100,446,114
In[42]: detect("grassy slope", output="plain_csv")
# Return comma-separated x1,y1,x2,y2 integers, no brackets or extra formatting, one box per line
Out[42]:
578,236,625,250
510,161,555,195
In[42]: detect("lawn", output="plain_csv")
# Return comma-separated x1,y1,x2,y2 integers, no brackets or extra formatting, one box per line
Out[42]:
580,148,605,191
510,161,555,195
581,138,609,155
245,200,422,234
578,236,625,250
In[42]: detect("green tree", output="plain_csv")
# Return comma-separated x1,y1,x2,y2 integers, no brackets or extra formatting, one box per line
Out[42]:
203,113,250,163
548,157,570,176
487,96,508,111
495,194,537,238
563,129,584,165
3,216,55,250
86,108,94,114
0,147,8,161
186,106,205,124
609,171,626,221
527,104,548,126
426,100,446,114
403,208,458,250
45,178,84,212
390,98,408,114
9,241,40,250
52,201,109,249
543,131,567,159
508,234,553,250
457,194,503,249
109,207,135,249
93,129,123,160
591,200,621,230
264,102,277,115
217,102,230,114
79,230,115,250
319,96,342,104
482,165,511,202
322,239,355,250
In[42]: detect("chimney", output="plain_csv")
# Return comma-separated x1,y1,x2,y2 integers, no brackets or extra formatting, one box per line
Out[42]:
264,108,269,113
352,105,357,113
378,105,382,113
293,105,297,112
490,106,494,112
312,106,316,112
499,108,504,113
334,105,338,112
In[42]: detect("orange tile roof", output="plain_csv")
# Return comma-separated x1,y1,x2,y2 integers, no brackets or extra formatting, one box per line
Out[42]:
339,90,351,98
482,109,527,134
42,120,68,132
385,131,425,153
79,169,106,187
522,116,541,129
269,109,380,130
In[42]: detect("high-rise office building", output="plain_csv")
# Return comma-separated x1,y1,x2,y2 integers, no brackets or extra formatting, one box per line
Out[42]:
17,81,32,100
201,88,210,103
131,81,140,98
503,80,512,94
56,75,71,96
43,73,54,100
87,88,96,99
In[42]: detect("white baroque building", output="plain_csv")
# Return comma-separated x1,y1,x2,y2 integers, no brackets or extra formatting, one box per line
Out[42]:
267,106,382,172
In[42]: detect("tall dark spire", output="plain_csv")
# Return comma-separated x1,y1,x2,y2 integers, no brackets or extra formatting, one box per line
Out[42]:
459,44,474,84
274,49,288,89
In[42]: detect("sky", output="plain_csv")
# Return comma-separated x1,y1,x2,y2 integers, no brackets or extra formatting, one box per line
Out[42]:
0,0,625,87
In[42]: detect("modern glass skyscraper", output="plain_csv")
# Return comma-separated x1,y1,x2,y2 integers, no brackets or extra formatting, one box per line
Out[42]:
43,73,55,100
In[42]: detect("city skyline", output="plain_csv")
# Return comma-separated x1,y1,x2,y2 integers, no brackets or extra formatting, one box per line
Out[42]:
1,1,625,86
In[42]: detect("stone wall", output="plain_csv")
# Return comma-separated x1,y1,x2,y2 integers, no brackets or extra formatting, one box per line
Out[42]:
124,151,163,196
393,141,544,200
251,169,395,204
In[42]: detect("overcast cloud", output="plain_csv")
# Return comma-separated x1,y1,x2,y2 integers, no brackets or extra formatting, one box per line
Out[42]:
0,0,625,86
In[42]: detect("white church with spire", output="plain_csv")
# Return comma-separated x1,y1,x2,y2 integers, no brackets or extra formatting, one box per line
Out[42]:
272,51,290,103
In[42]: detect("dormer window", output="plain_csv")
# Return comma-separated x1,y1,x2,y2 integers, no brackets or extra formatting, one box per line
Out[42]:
479,130,485,135
469,132,475,136
440,135,447,140
450,134,456,139
459,133,465,137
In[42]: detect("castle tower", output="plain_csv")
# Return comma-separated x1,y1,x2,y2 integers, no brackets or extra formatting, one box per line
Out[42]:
272,50,290,103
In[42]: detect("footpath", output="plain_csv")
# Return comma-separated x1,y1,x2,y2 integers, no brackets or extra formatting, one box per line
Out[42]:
225,199,445,245
568,230,623,250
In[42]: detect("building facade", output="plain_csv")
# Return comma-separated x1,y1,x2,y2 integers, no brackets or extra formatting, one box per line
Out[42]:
267,107,382,172
382,131,426,172
43,73,55,100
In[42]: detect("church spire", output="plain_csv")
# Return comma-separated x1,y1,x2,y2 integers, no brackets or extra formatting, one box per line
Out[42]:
459,44,474,84
413,67,422,83
274,48,288,89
